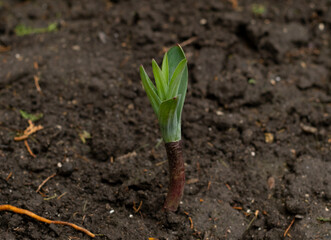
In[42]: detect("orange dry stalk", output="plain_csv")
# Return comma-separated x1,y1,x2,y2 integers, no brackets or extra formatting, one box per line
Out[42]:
0,205,95,238
24,140,36,158
284,217,295,237
14,120,43,141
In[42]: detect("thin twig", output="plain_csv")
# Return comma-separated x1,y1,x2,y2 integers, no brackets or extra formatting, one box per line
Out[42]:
57,192,67,200
155,160,167,166
232,206,243,210
133,201,143,213
246,210,259,231
24,140,36,158
284,217,295,237
116,151,137,161
36,173,56,193
34,75,42,94
0,205,95,238
179,36,198,48
6,172,13,181
228,0,238,9
188,216,194,229
162,37,198,53
207,181,211,191
14,120,43,141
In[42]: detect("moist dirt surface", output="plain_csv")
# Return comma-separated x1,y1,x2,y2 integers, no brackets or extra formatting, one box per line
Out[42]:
0,0,330,239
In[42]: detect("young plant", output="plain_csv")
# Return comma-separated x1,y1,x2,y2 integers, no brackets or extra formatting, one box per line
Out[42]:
140,45,188,212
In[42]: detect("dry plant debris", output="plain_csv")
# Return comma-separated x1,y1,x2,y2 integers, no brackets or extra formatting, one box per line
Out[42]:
0,205,95,238
14,120,43,141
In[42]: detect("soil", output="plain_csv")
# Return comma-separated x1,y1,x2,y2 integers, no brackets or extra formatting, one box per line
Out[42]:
0,0,330,239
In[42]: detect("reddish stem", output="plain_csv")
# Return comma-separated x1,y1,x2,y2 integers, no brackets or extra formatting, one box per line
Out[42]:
163,140,185,212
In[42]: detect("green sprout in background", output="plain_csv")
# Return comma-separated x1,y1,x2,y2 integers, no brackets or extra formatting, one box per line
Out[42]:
251,4,266,16
15,22,57,36
140,45,188,211
19,110,43,122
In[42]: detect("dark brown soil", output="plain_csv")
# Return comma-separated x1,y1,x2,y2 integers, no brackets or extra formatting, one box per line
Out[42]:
0,0,330,239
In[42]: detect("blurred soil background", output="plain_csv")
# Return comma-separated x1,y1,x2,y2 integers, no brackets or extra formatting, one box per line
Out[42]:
0,0,330,239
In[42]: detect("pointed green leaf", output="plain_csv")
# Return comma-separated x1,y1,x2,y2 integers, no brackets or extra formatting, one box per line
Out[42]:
167,45,188,124
19,110,43,122
162,52,169,84
152,59,168,100
158,96,181,143
167,59,187,99
167,45,186,79
140,65,161,115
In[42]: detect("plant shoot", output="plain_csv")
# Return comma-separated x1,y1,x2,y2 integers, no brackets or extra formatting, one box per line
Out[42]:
140,45,188,211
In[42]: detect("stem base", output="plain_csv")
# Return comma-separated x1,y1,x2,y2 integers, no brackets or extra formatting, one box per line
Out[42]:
163,140,185,212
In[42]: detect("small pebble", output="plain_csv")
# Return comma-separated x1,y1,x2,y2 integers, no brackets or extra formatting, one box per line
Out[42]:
15,53,23,61
98,32,107,44
264,133,274,143
72,45,80,51
109,210,115,214
216,110,224,116
318,23,325,31
200,18,207,25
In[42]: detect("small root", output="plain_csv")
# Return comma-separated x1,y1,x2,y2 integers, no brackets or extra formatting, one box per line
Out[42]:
0,205,95,238
36,173,56,193
284,217,295,237
24,140,36,158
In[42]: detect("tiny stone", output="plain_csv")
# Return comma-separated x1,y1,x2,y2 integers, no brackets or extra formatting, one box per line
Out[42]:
129,214,133,218
15,53,23,61
72,45,80,51
200,18,207,25
109,210,115,214
318,23,325,31
98,32,107,44
267,176,275,189
216,110,224,116
264,133,274,143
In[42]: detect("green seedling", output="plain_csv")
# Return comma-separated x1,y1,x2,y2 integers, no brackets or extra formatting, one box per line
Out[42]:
248,78,256,85
15,23,57,36
79,130,91,144
19,110,43,122
251,4,266,16
140,45,188,211
317,217,331,222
